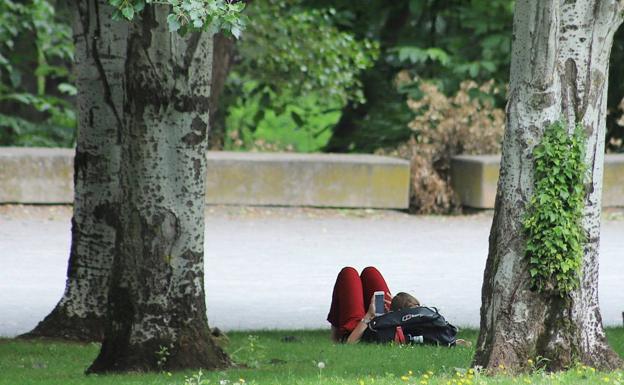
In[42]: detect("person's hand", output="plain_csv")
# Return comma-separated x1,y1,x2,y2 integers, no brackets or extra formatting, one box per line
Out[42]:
366,295,377,319
384,293,392,312
366,292,392,318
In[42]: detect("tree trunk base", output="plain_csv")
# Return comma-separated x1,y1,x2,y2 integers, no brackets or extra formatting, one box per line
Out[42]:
18,306,104,342
582,343,624,371
86,327,231,373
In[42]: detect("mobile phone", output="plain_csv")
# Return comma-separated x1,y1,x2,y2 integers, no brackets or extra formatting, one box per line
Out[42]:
374,291,385,316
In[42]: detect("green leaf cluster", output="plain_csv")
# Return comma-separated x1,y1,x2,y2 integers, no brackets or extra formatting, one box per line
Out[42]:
218,0,379,152
0,0,76,147
390,0,513,90
523,121,588,296
109,0,246,37
223,78,340,153
234,0,379,106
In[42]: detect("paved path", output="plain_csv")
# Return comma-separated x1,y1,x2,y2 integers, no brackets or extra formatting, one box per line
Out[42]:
0,206,622,337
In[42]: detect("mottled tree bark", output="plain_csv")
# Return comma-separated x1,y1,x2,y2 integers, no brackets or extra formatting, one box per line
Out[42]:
87,5,230,372
22,0,127,342
475,0,624,371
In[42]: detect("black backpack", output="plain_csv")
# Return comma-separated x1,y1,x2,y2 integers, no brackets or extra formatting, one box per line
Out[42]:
361,306,458,346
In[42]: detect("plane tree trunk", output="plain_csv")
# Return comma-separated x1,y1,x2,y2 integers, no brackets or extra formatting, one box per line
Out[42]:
87,5,229,372
22,0,126,342
474,0,624,372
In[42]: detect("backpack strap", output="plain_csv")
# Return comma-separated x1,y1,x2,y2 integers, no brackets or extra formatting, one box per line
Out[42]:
394,326,406,344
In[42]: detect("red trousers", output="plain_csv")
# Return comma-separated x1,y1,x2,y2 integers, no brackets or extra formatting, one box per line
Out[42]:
327,266,391,337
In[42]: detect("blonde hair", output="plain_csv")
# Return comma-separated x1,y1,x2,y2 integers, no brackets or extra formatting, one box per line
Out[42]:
390,292,420,311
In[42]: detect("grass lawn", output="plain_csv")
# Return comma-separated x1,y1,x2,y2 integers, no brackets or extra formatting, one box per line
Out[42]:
0,328,623,385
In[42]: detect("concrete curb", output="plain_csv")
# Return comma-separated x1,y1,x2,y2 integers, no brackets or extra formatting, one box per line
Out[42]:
451,154,624,208
0,147,410,209
0,148,74,204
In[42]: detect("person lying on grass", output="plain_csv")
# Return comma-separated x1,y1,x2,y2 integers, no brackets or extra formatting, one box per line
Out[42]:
327,266,470,346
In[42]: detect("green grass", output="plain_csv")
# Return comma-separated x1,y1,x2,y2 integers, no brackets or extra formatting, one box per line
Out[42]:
1,328,623,385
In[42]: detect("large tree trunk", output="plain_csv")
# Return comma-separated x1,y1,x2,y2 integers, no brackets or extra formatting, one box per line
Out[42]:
21,0,126,342
87,5,230,372
474,0,623,372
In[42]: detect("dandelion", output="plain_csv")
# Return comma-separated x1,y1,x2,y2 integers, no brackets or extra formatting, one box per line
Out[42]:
524,379,531,384
359,380,365,385
527,359,534,365
408,370,413,375
603,377,611,383
498,364,505,370
428,371,434,376
468,369,474,375
239,379,245,384
420,381,427,385
401,375,410,381
423,374,430,379
317,361,325,383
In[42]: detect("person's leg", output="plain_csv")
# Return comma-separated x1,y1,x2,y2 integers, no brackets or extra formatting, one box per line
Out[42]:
327,267,366,341
360,266,392,313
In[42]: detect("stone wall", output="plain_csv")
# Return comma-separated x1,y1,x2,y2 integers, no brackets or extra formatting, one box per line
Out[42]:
0,148,410,209
0,148,74,204
451,154,624,208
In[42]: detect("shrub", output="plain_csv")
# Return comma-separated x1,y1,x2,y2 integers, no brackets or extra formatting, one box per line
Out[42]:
378,77,504,213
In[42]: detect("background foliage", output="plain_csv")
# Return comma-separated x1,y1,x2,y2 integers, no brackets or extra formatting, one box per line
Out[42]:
0,0,75,147
317,0,514,153
218,0,378,152
3,0,624,211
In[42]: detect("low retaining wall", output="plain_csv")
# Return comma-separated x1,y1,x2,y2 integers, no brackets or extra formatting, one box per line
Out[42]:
205,152,409,208
451,154,624,208
0,147,74,204
0,148,410,209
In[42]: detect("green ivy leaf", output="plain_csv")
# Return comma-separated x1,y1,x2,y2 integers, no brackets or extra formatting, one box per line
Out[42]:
121,5,134,20
167,14,181,32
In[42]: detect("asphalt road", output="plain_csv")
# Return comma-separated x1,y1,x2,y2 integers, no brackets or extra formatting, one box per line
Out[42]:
1,206,622,337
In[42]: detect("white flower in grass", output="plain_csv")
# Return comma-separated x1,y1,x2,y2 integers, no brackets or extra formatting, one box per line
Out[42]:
317,361,326,369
